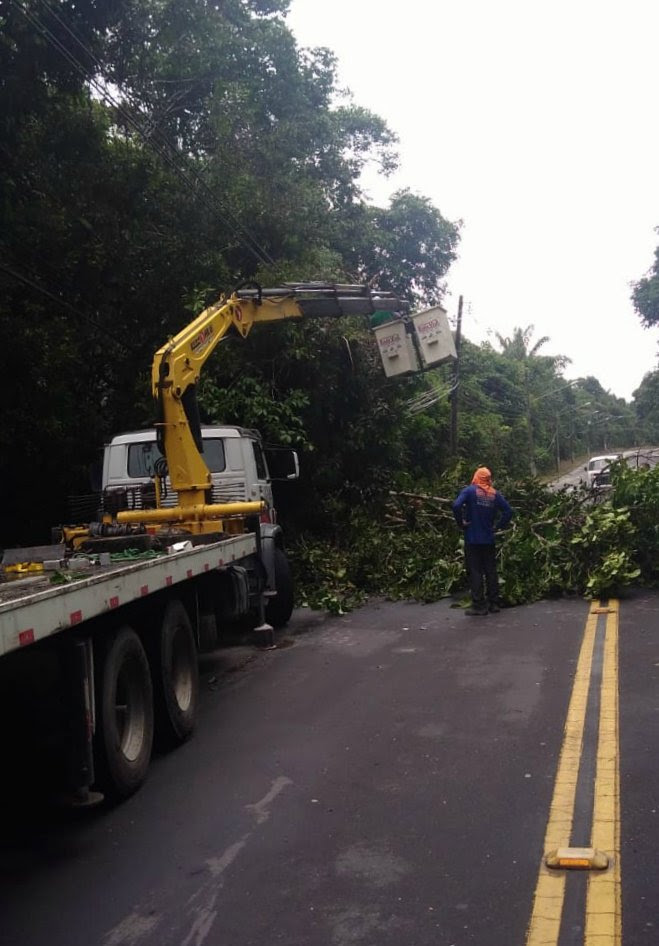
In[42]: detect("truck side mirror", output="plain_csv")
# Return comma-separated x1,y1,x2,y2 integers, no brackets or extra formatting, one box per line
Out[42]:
286,452,300,480
265,448,299,481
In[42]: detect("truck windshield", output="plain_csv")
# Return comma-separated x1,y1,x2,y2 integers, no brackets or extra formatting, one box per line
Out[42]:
128,438,227,477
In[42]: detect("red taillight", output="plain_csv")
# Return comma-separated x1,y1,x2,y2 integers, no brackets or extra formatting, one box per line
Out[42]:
260,506,277,524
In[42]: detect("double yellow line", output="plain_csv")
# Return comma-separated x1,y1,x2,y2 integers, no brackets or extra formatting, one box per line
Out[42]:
525,599,621,945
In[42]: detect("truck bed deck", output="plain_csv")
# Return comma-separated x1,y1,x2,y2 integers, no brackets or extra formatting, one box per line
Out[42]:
0,533,257,657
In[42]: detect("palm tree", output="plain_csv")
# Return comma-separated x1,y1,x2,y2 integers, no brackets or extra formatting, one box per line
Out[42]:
495,326,551,476
495,325,550,360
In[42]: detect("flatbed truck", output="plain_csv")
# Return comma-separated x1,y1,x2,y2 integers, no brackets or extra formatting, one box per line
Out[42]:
0,530,271,802
0,282,451,804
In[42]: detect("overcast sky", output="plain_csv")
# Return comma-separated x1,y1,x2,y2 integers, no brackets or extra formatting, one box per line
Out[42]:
287,0,659,401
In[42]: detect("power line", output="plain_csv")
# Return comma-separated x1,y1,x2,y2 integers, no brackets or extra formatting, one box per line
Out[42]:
405,379,458,415
29,0,274,265
14,0,276,271
457,391,526,423
34,0,107,77
36,0,209,139
31,0,264,251
0,260,130,352
530,378,583,404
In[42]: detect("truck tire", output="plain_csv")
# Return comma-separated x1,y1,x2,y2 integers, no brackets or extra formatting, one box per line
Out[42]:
96,627,154,800
153,599,199,747
265,547,294,628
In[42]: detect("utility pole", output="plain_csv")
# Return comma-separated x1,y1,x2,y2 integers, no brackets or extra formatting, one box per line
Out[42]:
555,412,560,472
450,295,463,458
524,363,537,476
569,415,575,462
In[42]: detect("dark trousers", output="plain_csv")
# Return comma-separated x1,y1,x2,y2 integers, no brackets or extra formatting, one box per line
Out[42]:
465,543,499,607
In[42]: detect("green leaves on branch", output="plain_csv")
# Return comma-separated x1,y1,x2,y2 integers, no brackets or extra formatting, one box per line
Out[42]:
632,234,659,328
609,460,659,581
585,553,640,597
199,374,310,447
291,467,659,614
632,369,659,443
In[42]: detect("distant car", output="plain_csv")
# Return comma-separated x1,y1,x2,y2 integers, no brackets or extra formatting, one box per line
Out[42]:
584,454,620,489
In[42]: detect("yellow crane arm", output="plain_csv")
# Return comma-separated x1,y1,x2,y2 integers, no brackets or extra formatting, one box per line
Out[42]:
151,283,407,508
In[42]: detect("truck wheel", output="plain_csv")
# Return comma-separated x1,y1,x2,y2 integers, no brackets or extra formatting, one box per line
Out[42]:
153,599,199,747
96,627,154,800
265,548,294,628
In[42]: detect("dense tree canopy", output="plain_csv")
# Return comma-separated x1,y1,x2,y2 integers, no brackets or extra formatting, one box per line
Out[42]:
632,231,659,328
632,370,659,442
0,0,459,545
0,0,648,562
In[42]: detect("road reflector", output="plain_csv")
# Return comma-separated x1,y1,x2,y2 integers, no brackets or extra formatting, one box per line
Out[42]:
545,847,609,870
592,607,615,614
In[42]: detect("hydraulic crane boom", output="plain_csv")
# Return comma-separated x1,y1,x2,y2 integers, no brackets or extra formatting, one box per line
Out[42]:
121,283,408,531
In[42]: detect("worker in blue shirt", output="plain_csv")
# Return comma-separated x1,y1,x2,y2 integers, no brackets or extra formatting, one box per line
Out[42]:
452,467,513,615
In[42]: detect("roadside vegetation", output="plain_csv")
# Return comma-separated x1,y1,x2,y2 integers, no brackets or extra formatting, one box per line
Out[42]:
2,1,658,609
291,462,659,613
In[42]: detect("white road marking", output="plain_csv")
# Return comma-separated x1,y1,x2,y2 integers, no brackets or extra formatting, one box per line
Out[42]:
245,775,293,825
104,777,293,946
103,910,160,946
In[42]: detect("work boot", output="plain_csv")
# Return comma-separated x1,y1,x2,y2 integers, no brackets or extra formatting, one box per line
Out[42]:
465,606,488,616
488,602,501,613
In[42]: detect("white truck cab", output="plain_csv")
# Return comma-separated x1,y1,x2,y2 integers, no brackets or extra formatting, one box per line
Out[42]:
102,425,298,519
101,426,299,628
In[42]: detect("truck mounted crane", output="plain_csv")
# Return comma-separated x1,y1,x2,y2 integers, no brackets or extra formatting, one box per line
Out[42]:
114,282,410,538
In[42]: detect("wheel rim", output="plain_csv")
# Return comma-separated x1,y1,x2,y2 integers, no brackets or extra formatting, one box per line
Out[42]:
171,624,193,712
114,656,148,762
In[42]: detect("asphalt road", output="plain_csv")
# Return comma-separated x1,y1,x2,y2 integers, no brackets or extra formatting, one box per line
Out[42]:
552,446,659,491
1,593,658,946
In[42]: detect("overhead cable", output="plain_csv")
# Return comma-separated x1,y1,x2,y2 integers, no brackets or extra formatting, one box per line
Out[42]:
15,0,276,270
0,260,130,352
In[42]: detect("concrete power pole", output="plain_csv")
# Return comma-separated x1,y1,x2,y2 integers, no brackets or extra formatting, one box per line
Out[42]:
555,412,560,472
450,295,463,457
524,363,537,477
